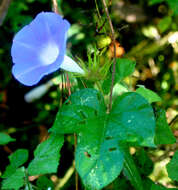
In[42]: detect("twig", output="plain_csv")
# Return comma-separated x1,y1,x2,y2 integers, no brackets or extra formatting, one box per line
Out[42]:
153,143,178,162
66,73,71,96
55,161,75,190
52,0,59,14
101,0,117,112
60,74,64,107
169,114,178,128
80,78,87,88
0,0,12,26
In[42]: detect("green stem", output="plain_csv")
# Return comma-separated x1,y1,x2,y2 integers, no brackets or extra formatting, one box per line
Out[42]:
96,81,104,97
95,0,102,19
24,169,32,190
122,146,144,190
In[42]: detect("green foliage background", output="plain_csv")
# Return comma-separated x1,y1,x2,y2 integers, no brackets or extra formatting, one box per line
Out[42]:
0,0,177,189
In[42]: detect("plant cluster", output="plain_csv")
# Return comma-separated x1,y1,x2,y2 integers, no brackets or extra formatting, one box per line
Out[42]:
0,0,177,190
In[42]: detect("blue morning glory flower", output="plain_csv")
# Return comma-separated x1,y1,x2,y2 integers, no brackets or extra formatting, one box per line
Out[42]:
11,12,84,86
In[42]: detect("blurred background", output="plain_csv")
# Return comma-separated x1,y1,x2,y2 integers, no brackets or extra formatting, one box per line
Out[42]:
0,0,177,189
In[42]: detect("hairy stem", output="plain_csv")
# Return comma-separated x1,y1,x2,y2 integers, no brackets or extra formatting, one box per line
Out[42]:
51,1,78,189
66,73,78,190
66,73,71,96
101,0,117,112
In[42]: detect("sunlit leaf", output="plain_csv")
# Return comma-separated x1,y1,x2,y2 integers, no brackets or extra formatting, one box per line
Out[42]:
0,133,15,145
28,134,64,175
122,146,144,190
151,182,178,189
2,167,26,190
51,88,106,134
2,149,28,178
136,86,161,103
167,151,178,181
116,58,136,82
109,92,156,147
158,16,172,33
154,109,176,145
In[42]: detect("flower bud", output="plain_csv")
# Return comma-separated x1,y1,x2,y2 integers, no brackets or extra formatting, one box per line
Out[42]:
107,41,125,58
97,36,112,49
24,81,53,103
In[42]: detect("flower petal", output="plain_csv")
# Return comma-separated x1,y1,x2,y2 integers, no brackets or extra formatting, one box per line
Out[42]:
60,55,84,74
11,12,70,86
12,61,51,86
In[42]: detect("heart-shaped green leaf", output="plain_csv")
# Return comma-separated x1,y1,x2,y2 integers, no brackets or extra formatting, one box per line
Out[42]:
51,89,156,189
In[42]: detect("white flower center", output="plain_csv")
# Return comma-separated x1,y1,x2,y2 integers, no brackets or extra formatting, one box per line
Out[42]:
39,43,59,65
